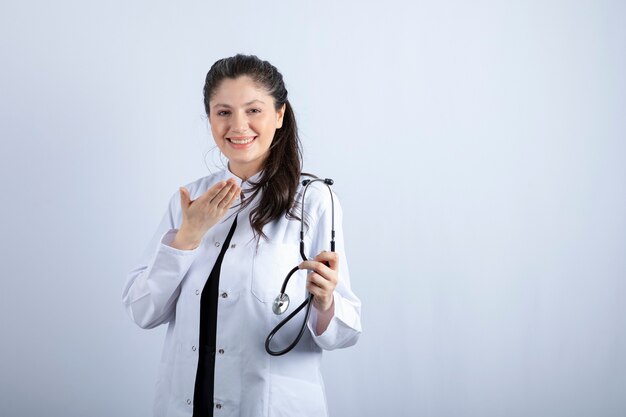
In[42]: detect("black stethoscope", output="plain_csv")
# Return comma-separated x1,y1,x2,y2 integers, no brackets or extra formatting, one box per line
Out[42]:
264,178,335,356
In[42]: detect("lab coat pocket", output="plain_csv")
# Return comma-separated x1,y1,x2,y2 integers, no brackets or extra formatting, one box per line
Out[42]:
268,374,328,417
251,243,303,303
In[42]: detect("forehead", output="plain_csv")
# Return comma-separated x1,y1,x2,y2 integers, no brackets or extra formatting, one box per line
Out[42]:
210,76,272,107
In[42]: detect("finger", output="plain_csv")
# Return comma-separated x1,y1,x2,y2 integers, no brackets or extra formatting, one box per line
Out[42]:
300,262,337,289
225,184,241,201
307,272,333,290
306,281,326,298
179,187,191,208
306,281,335,309
306,274,330,292
199,181,228,203
314,251,340,270
299,260,335,279
226,185,241,206
210,183,236,205
218,184,240,208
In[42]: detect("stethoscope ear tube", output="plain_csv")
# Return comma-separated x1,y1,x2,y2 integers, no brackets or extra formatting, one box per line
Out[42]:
264,177,335,356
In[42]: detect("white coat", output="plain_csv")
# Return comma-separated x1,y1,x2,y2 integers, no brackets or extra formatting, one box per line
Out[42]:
122,169,362,417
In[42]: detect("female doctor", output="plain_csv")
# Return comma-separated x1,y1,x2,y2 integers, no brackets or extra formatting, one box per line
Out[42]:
122,54,362,417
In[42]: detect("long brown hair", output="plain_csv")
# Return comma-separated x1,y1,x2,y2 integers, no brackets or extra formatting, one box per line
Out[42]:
203,54,304,240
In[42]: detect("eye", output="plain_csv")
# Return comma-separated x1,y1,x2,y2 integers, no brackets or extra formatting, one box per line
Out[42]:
216,110,230,116
248,108,261,114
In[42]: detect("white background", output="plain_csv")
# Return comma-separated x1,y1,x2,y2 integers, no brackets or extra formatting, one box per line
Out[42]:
1,1,625,416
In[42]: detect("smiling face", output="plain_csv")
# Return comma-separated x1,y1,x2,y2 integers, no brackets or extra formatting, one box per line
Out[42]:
208,75,286,180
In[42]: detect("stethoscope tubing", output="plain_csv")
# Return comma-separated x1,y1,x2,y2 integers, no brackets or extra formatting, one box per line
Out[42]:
264,291,314,356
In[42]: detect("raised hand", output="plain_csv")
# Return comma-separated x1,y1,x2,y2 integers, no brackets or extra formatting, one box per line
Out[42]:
171,178,241,250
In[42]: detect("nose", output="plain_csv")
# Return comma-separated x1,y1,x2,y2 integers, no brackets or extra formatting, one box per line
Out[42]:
231,110,249,133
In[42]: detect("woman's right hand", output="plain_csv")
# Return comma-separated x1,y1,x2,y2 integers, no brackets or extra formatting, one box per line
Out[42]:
171,178,241,250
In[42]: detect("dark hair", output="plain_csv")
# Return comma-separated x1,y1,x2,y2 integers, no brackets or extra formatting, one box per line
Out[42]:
203,54,303,240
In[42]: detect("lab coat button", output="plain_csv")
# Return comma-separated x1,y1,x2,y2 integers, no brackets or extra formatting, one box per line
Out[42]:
192,346,196,351
230,243,236,248
215,403,222,409
215,242,220,247
195,289,200,295
221,292,228,298
218,349,224,354
186,399,191,405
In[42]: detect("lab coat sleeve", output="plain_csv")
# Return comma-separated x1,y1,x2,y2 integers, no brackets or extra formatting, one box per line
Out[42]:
305,188,362,350
122,190,202,329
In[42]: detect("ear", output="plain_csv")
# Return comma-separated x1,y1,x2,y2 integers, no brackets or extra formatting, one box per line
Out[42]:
276,103,286,129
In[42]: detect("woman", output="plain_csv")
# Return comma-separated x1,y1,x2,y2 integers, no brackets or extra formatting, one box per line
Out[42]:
122,54,362,417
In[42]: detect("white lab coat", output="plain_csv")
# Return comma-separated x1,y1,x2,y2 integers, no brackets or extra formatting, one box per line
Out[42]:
122,169,362,417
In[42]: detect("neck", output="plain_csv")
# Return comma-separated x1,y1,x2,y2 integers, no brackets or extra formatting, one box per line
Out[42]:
228,162,262,181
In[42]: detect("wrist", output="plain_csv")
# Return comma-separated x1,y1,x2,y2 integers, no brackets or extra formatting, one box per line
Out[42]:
315,295,335,314
314,297,335,336
171,229,202,250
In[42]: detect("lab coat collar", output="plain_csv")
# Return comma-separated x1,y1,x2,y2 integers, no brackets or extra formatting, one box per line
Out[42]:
223,165,264,203
224,164,262,184
224,165,263,187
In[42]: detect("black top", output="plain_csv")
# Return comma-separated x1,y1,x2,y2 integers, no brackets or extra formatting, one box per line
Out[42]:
193,215,238,417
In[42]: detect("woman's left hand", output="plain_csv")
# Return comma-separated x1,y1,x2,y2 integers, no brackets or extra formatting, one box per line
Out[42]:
299,251,339,312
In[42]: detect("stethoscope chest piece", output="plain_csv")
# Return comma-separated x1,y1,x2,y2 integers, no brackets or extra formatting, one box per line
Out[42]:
272,293,290,315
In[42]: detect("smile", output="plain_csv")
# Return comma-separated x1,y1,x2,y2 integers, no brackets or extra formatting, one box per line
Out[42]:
227,136,256,145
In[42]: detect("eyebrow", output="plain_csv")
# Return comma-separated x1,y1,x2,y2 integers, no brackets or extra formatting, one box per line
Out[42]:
213,99,265,108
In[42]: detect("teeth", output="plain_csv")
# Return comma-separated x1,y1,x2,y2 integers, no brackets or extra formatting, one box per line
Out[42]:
230,137,255,144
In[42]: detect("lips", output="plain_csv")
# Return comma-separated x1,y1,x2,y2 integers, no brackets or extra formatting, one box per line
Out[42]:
226,136,257,148
227,136,256,145
228,136,256,144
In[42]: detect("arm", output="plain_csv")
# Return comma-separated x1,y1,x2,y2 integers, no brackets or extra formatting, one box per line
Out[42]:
121,190,201,329
303,187,362,350
122,180,241,329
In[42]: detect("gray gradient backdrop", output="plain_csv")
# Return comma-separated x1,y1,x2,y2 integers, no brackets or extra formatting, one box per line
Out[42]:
1,1,625,416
